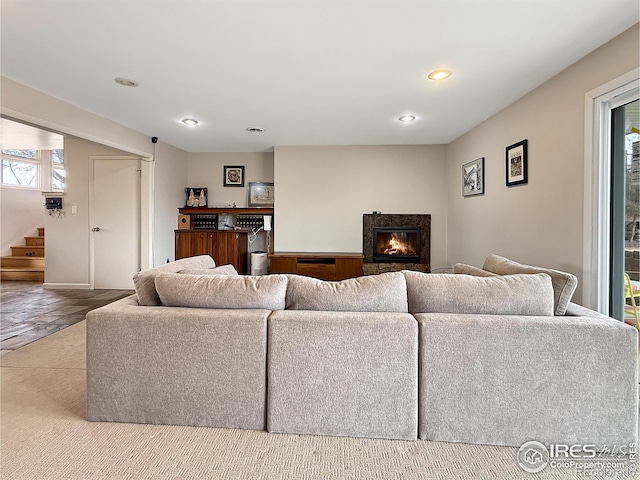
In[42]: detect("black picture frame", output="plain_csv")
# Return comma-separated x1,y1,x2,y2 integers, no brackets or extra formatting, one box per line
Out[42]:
223,165,245,187
505,139,528,187
184,187,208,208
462,157,485,197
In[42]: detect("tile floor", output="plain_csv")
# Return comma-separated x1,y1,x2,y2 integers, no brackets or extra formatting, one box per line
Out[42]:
1,281,133,355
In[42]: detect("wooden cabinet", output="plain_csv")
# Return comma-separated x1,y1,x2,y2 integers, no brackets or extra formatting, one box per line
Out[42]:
174,230,193,260
175,230,248,273
191,231,209,255
175,207,271,274
208,231,247,272
269,252,363,280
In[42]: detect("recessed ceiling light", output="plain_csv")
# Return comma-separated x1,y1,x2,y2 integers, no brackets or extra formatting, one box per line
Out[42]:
246,127,265,133
428,69,453,81
181,118,199,126
114,77,139,87
398,115,416,122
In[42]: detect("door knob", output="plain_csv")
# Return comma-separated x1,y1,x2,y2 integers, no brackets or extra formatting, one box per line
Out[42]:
91,227,101,232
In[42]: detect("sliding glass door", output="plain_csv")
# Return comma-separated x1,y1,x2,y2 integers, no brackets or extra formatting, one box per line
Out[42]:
610,99,639,321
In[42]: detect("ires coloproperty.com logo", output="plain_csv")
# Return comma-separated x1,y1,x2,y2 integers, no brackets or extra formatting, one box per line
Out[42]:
517,441,637,475
518,441,549,473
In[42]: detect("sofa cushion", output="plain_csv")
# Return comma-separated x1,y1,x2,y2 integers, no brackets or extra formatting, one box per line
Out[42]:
285,272,408,312
403,270,554,316
452,263,497,277
155,272,288,310
133,255,216,306
179,264,238,276
482,254,577,315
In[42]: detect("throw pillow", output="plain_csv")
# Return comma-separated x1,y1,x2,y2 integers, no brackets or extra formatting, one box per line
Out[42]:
285,272,408,312
403,270,554,316
482,254,577,315
155,272,288,310
133,255,216,306
179,264,238,276
452,263,497,277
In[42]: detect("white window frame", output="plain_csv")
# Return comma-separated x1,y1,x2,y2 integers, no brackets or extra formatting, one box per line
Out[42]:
51,149,65,192
1,149,41,189
583,69,640,313
1,148,65,192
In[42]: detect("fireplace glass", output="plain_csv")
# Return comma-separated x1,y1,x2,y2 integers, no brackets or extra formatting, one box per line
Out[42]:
373,227,420,263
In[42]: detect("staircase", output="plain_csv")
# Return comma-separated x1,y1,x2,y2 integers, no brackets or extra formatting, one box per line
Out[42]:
1,227,45,281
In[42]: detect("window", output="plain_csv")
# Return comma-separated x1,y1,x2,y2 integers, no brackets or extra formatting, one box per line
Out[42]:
1,149,39,187
52,149,65,191
1,148,65,191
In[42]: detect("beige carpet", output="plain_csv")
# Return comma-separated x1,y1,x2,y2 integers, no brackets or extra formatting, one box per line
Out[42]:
0,322,634,480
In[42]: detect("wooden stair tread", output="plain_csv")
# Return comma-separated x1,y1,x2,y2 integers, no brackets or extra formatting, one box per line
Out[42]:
10,246,45,257
1,256,45,268
1,266,45,272
1,269,44,281
3,227,46,281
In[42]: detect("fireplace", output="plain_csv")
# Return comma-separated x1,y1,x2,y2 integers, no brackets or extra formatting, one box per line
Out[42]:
373,227,421,263
362,213,431,273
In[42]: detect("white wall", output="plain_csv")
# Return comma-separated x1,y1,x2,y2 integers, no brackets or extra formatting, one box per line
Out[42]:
187,152,274,254
44,137,131,286
274,145,448,270
1,188,45,256
154,142,188,265
187,152,274,207
446,24,640,305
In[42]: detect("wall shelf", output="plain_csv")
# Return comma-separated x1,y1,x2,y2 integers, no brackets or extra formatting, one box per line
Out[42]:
178,207,274,215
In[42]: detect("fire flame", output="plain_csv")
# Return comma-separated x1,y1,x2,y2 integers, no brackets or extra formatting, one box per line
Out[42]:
383,233,415,255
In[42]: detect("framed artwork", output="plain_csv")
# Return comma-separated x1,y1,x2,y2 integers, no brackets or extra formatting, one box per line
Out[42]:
224,165,245,187
185,187,207,207
506,139,528,186
248,182,274,207
462,157,484,197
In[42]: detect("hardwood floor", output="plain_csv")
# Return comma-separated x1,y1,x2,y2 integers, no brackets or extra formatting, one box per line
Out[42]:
1,281,133,355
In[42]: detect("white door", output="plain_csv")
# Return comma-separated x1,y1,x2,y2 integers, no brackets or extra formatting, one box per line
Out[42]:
92,157,140,289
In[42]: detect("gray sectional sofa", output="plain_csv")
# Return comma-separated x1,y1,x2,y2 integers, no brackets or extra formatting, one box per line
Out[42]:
86,254,639,449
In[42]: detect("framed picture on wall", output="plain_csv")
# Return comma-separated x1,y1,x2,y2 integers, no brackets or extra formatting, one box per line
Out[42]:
462,157,485,197
224,165,245,187
505,139,528,186
248,182,274,207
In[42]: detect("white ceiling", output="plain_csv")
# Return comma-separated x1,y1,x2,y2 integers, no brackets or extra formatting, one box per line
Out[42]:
1,0,638,153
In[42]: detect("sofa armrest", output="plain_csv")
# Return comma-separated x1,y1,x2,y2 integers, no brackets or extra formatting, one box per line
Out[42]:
563,301,613,321
416,313,638,448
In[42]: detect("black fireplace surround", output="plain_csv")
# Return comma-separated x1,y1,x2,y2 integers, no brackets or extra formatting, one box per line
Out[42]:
363,213,431,272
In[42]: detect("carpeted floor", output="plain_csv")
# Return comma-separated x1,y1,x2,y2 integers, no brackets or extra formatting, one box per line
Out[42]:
0,321,635,480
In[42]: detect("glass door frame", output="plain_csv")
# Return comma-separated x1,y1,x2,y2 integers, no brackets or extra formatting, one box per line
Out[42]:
609,100,638,320
583,69,639,314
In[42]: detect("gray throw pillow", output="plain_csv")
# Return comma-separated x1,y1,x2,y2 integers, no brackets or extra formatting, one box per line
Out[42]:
285,272,408,312
179,264,238,276
404,270,555,316
155,272,288,310
482,254,577,315
452,263,497,277
133,255,216,306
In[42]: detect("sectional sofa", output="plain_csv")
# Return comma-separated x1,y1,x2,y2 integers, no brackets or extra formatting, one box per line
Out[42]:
86,254,638,449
